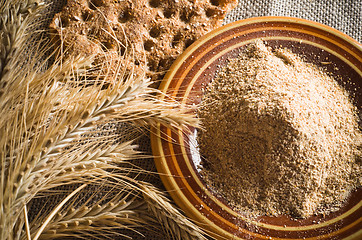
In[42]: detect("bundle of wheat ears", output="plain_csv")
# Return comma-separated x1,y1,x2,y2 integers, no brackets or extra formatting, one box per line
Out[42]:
0,1,206,239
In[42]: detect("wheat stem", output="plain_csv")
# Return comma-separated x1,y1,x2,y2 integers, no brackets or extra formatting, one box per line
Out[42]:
23,205,31,240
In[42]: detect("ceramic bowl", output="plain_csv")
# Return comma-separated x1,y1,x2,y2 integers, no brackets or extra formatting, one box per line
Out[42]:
151,16,362,240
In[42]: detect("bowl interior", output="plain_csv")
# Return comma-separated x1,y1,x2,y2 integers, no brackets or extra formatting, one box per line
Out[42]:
151,17,362,240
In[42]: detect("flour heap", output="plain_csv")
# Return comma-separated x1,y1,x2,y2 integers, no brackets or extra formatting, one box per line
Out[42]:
197,40,362,218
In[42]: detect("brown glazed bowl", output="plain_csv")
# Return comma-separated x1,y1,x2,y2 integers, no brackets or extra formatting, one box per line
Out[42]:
150,17,362,240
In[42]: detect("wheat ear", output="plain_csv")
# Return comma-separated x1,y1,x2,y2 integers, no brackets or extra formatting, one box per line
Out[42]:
33,184,88,240
140,183,207,240
0,0,44,83
110,96,199,131
27,185,157,240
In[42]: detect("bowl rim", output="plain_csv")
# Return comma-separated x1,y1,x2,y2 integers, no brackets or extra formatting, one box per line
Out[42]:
151,16,362,240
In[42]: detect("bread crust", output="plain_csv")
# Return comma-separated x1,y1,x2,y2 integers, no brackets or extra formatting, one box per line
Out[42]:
49,0,237,83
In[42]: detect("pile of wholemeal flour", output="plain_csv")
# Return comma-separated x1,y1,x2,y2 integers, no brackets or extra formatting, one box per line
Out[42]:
197,40,361,218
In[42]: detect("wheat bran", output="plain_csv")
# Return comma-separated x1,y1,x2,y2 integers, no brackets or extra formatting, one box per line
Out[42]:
197,40,362,218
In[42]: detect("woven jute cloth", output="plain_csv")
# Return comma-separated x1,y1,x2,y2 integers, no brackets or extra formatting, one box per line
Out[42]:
28,0,361,239
225,0,361,43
